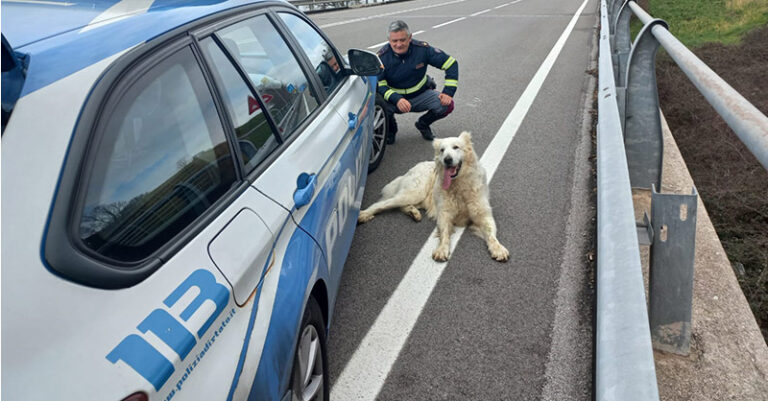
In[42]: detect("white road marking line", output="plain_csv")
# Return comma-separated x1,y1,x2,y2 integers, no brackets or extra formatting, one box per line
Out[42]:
495,3,510,9
481,0,588,178
368,41,387,49
471,9,492,16
432,16,466,29
330,0,591,399
319,0,467,28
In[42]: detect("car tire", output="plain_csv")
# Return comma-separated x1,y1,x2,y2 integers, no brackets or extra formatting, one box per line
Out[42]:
368,96,389,174
290,297,328,401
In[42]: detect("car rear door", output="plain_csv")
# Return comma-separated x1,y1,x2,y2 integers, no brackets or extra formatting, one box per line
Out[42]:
266,10,373,287
195,13,336,400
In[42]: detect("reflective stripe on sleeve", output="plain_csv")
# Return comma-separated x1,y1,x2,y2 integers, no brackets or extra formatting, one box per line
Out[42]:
384,89,396,101
441,56,456,70
378,80,388,87
445,79,458,87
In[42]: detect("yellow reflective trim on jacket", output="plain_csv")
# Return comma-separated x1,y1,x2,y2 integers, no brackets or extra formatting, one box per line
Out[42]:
441,56,456,70
384,89,396,101
378,80,388,87
445,79,458,87
389,75,428,94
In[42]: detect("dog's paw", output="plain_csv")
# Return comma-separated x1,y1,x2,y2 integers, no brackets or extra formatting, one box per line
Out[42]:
407,209,422,222
357,211,374,224
432,246,450,262
490,243,510,262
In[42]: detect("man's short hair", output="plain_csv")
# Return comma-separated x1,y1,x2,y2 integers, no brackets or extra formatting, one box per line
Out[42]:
387,20,410,36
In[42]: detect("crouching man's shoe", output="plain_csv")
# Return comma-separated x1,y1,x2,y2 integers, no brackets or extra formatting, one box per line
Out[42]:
414,120,434,141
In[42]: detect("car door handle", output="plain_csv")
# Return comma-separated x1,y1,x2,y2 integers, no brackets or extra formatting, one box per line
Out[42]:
348,112,358,130
293,172,317,209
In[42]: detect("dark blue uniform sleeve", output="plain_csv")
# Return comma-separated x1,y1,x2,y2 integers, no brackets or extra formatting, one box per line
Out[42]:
426,46,458,97
376,46,404,105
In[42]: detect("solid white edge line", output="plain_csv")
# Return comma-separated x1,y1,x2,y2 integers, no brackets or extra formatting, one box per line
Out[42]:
330,0,591,399
432,16,466,29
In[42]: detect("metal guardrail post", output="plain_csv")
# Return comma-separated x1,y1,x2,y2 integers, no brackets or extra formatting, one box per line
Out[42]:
648,186,698,355
623,19,668,190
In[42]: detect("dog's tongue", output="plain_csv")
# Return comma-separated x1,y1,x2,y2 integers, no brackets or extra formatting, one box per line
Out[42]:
442,166,457,190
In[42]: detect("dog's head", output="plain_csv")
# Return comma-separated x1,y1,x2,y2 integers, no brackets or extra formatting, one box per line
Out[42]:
433,131,476,190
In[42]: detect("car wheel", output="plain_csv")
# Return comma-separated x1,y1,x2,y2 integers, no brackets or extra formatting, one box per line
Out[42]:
290,297,328,401
368,96,388,174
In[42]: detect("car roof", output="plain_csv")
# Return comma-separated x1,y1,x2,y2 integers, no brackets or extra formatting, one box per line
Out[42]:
1,0,289,96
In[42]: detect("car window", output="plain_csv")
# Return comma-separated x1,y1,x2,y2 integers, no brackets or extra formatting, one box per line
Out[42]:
217,15,319,141
278,12,344,96
201,37,279,175
79,46,237,262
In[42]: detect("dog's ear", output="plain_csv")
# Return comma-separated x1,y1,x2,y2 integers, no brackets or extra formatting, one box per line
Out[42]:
459,131,472,145
432,138,442,152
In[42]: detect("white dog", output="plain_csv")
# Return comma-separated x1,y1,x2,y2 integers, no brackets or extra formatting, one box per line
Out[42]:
358,131,509,262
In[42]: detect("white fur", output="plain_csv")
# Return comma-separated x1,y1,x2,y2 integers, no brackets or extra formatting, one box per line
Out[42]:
358,131,509,262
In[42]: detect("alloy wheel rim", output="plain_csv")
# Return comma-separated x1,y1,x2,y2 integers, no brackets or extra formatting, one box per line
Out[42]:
371,105,386,163
293,325,324,401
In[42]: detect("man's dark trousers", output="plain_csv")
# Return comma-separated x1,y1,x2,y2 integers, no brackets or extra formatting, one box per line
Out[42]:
381,89,453,143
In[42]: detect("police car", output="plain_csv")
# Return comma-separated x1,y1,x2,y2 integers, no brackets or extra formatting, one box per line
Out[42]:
1,1,383,400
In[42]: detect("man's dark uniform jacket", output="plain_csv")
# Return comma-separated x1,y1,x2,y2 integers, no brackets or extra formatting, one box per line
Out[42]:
376,40,459,105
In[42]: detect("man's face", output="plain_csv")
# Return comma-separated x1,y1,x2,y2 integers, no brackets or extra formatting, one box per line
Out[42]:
328,56,340,72
388,30,411,55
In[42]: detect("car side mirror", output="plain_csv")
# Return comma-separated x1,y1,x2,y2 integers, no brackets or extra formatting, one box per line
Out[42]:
347,49,384,76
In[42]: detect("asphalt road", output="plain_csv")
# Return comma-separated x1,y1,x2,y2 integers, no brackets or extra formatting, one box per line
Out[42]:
309,0,599,399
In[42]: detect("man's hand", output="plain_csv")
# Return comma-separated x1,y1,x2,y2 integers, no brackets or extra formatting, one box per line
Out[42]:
438,93,453,106
397,98,411,113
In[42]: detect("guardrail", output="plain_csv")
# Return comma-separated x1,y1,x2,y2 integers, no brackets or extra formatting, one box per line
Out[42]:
597,0,768,399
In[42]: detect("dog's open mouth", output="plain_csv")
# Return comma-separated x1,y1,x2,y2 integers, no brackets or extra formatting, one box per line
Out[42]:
442,162,462,190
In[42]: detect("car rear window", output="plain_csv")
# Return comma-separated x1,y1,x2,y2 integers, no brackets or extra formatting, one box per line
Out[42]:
79,46,236,262
278,12,344,96
201,37,279,174
216,14,319,141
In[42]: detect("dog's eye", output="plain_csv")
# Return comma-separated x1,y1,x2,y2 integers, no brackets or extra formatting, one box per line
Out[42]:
452,145,459,150
440,148,445,152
